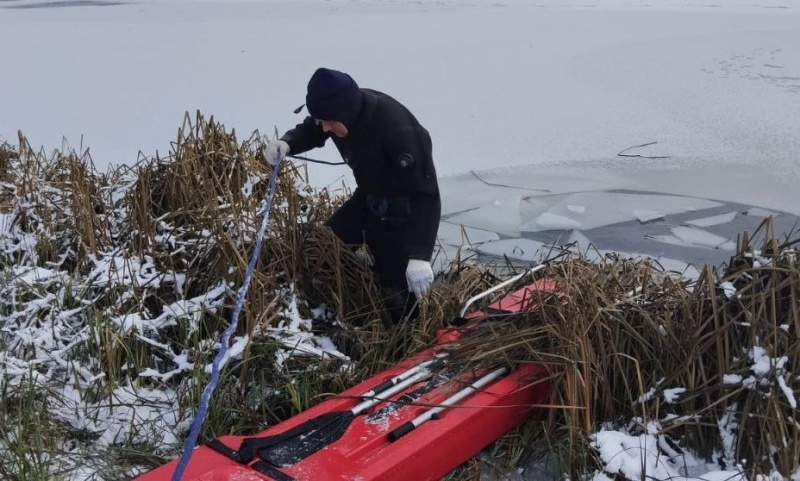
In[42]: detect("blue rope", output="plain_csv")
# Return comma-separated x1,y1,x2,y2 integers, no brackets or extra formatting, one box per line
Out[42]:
171,159,283,480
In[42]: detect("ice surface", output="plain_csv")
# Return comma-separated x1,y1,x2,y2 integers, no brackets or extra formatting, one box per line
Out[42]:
745,207,781,218
652,257,702,282
4,0,798,212
670,226,737,251
474,238,550,263
431,244,474,274
436,221,500,247
518,195,553,226
686,211,738,227
534,212,583,230
646,234,707,249
565,229,595,254
568,205,586,215
521,192,722,233
633,210,665,223
440,175,537,217
445,194,526,237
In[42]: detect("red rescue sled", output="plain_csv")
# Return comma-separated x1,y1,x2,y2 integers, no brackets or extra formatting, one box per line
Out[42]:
137,268,555,481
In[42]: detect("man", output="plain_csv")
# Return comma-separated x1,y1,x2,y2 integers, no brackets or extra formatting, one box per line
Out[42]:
265,68,441,324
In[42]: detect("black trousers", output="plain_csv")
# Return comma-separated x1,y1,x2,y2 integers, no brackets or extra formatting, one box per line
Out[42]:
326,195,418,324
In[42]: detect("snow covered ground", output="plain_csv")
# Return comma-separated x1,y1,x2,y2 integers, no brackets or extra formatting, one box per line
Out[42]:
2,0,799,479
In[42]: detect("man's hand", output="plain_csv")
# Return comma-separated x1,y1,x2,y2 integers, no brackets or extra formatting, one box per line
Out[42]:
406,259,434,300
265,140,290,166
355,247,375,267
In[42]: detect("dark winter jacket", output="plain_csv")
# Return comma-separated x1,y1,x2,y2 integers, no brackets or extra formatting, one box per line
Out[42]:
281,89,441,261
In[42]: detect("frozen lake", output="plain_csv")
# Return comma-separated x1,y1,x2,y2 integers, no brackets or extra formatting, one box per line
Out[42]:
2,0,798,270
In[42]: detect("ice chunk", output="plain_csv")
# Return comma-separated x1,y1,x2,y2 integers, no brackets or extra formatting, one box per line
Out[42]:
744,207,779,218
578,248,701,283
439,176,535,217
445,194,523,237
431,244,474,274
644,234,708,248
521,192,722,233
567,205,586,215
436,221,499,247
518,196,551,225
670,226,736,251
633,210,664,223
654,257,702,282
553,230,596,257
565,229,594,253
534,212,582,230
686,211,737,227
475,238,549,263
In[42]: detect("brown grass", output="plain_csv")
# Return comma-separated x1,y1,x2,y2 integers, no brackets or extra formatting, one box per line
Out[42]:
3,114,798,479
442,221,800,477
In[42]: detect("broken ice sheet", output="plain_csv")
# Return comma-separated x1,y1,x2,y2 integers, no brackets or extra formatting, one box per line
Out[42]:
670,226,737,251
474,238,549,263
581,248,701,283
744,207,780,218
567,205,586,215
633,209,664,223
431,244,474,274
563,229,594,254
644,234,701,247
436,221,499,247
534,212,582,230
655,257,701,282
518,195,551,225
445,194,524,237
686,211,737,227
521,192,722,233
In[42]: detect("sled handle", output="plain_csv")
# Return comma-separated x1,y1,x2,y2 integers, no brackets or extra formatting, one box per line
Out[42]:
458,264,546,318
387,366,509,442
360,353,449,400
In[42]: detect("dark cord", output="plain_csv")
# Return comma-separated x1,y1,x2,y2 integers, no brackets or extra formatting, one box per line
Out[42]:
289,155,346,166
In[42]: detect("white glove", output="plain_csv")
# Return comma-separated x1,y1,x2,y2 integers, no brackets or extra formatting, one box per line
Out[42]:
406,259,434,300
264,140,290,166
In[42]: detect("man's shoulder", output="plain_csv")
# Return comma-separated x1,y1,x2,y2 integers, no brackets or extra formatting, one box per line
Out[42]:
362,89,418,126
362,88,392,101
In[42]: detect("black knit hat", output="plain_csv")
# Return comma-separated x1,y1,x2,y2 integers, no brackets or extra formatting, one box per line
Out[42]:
305,68,362,125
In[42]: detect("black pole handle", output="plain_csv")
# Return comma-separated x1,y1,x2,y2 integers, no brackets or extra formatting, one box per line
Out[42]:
387,422,415,442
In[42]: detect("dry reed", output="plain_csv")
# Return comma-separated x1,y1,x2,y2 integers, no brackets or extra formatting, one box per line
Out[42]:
441,221,800,478
3,114,799,480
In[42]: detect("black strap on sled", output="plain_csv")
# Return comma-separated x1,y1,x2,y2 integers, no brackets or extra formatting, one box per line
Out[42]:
205,439,295,481
205,369,456,473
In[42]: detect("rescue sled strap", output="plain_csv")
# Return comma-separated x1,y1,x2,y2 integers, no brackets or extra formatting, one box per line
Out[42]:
205,439,295,481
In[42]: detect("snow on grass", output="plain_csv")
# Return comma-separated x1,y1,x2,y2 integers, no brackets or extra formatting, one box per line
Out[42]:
268,286,350,369
590,420,759,481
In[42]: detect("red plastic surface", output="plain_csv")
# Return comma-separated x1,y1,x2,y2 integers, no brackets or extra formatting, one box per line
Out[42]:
136,279,557,481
